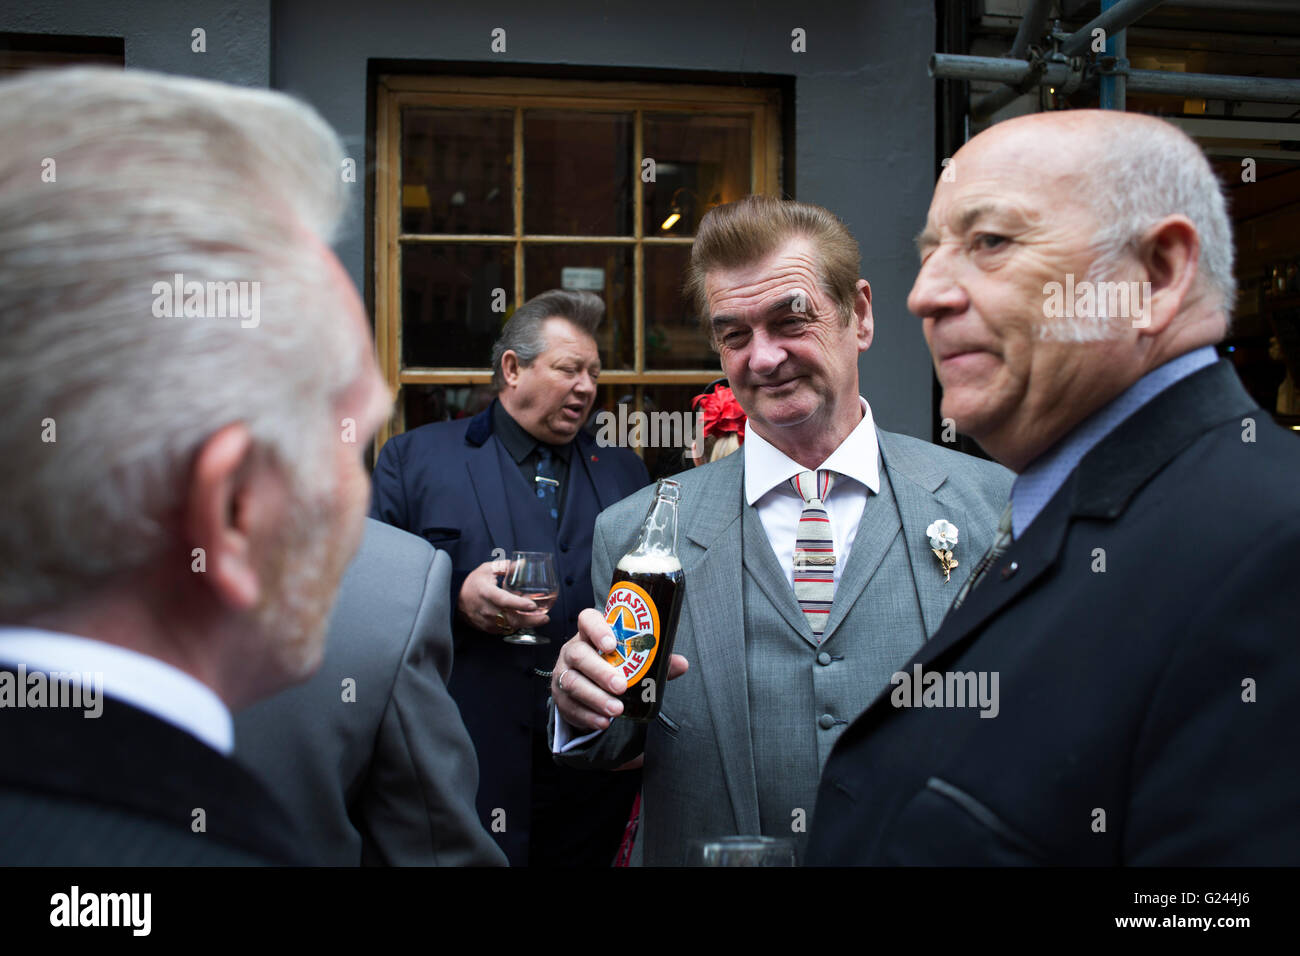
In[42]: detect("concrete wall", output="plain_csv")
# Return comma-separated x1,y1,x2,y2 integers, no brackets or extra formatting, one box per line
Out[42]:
1,0,269,85
2,0,939,438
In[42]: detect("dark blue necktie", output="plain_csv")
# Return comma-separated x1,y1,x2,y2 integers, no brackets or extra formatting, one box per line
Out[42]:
535,445,560,525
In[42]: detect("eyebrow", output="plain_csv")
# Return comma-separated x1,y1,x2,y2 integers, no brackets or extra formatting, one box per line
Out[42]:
915,203,1005,254
551,353,601,369
709,295,809,330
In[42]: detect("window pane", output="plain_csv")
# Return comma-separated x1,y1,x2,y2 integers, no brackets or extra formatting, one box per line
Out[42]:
524,244,634,370
402,108,513,235
402,384,498,432
524,111,633,235
643,113,751,237
401,244,514,368
645,244,718,370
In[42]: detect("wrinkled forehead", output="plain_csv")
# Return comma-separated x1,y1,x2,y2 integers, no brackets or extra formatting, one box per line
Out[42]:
704,238,828,309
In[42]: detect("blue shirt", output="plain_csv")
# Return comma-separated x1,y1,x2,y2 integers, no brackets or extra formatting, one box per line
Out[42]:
1011,346,1218,539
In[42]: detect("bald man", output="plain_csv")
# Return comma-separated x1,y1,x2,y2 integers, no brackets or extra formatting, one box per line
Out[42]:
806,110,1300,865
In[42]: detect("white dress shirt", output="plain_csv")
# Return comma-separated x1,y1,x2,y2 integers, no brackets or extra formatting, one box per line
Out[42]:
744,395,881,588
553,395,880,754
0,627,234,754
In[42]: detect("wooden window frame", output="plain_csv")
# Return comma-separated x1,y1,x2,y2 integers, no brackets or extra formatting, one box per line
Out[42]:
373,74,782,449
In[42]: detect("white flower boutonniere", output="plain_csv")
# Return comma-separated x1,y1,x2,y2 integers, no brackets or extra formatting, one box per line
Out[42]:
926,519,960,583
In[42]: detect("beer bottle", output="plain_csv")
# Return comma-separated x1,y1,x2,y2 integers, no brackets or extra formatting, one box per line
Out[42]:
600,478,685,722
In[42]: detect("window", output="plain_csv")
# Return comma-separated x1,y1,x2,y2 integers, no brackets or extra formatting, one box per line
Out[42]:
373,75,782,476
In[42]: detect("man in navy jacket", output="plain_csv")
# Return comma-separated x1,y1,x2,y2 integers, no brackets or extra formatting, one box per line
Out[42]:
372,289,649,866
807,110,1300,865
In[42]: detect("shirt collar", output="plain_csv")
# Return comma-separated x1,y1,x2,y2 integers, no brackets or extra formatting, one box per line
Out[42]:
744,396,881,505
492,399,572,464
1010,345,1219,538
0,627,234,755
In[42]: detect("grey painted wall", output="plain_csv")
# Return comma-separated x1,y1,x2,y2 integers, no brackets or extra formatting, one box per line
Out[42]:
2,0,938,438
0,0,270,85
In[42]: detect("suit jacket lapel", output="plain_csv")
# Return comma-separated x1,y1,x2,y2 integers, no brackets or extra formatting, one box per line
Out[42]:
464,434,516,556
683,453,762,836
875,430,973,640
741,503,812,643
905,360,1258,673
913,492,1066,669
820,452,902,644
572,431,623,514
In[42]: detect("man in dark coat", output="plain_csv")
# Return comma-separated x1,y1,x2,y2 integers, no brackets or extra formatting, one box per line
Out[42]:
807,110,1300,865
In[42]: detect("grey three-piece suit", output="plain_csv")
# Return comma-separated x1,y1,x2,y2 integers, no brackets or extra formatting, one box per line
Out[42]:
552,427,1011,865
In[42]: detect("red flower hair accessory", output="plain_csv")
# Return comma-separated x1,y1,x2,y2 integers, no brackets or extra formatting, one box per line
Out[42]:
692,385,746,444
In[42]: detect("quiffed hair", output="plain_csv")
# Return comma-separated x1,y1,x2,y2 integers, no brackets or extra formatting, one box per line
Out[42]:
490,289,604,390
684,195,861,340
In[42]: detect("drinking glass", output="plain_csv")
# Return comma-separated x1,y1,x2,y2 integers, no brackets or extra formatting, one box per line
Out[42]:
685,836,798,866
502,551,558,645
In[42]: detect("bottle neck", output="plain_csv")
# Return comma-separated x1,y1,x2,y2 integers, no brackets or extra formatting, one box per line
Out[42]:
630,492,678,558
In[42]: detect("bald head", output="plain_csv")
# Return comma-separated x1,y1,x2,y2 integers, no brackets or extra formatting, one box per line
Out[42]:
908,110,1233,471
951,110,1236,319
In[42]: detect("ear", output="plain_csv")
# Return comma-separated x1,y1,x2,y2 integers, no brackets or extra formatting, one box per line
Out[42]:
1134,214,1199,338
184,423,282,611
854,278,874,352
501,349,521,388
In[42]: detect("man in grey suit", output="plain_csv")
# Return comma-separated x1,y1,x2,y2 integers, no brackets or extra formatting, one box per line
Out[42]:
549,196,1012,865
237,519,507,865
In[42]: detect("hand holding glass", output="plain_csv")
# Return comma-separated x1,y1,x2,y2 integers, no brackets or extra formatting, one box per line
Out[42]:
502,551,558,645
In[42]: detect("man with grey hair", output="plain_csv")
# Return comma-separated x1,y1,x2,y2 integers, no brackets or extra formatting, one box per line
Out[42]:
0,68,391,864
371,289,649,866
808,110,1300,864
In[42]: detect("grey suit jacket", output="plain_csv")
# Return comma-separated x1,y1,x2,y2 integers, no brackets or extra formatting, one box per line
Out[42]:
552,428,1012,865
236,518,507,866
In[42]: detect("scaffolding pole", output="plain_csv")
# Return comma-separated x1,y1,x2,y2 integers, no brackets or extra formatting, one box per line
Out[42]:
1059,0,1167,58
1099,0,1127,110
971,0,1056,119
931,55,1300,107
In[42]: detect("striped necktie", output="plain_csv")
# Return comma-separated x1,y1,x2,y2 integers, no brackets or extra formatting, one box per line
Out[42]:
791,469,836,641
948,502,1013,613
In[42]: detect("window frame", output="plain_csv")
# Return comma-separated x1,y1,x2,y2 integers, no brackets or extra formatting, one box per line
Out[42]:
373,74,783,448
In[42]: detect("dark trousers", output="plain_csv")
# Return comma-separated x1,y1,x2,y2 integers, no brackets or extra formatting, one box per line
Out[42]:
528,731,641,867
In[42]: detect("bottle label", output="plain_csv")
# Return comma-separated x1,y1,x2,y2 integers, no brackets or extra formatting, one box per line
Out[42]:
600,580,660,687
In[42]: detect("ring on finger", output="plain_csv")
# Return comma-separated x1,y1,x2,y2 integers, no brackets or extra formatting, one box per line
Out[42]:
556,668,570,693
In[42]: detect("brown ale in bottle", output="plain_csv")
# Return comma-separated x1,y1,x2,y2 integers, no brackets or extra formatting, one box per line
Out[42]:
600,478,685,722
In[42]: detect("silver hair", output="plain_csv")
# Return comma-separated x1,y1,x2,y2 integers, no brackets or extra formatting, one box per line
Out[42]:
490,289,603,391
0,68,358,612
1048,117,1235,343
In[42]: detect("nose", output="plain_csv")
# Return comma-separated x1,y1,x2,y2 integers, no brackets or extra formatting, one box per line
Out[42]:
907,249,968,321
747,328,787,378
573,369,597,400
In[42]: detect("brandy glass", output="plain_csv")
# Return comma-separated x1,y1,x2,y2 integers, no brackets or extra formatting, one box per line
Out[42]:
502,551,558,645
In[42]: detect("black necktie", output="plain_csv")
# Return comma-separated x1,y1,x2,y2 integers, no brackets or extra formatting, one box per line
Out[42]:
948,502,1013,613
535,445,560,526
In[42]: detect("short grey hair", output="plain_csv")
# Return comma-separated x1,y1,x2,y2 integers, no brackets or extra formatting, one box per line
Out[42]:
0,68,357,612
490,289,603,391
1059,117,1236,341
